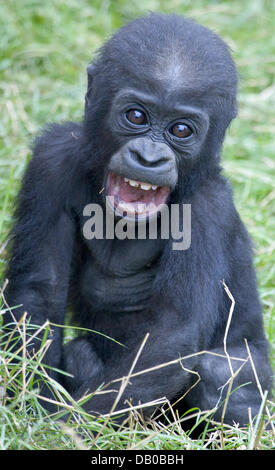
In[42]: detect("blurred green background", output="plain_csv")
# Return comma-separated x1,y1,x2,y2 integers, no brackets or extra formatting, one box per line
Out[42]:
0,0,274,366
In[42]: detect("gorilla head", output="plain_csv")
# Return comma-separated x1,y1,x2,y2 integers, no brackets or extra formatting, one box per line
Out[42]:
84,13,238,220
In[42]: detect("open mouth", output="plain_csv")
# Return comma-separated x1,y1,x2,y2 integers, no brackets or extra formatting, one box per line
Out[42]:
105,172,170,219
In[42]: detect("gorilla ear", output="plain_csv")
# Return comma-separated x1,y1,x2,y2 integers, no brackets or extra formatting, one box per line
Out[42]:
85,64,96,108
87,64,95,84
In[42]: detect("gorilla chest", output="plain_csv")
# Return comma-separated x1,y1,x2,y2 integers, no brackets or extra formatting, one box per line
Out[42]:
81,238,163,313
81,263,157,313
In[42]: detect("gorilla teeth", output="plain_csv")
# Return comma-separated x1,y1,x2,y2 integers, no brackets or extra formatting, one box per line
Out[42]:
140,183,151,190
117,201,155,215
123,177,159,191
129,179,139,188
118,201,137,212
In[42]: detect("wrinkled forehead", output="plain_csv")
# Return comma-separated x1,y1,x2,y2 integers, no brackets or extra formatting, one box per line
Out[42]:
114,71,221,116
111,87,211,124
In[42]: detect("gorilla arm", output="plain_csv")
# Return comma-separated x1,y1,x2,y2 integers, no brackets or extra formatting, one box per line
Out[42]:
3,124,78,381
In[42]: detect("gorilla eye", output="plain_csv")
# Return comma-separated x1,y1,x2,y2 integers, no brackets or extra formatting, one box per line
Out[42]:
125,109,147,125
169,123,192,139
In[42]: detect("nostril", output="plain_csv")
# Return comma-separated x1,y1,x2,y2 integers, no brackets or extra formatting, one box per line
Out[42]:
130,150,151,167
149,157,167,168
153,157,168,166
129,150,141,163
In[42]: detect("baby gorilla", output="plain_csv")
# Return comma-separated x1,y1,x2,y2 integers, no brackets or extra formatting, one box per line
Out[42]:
4,13,273,426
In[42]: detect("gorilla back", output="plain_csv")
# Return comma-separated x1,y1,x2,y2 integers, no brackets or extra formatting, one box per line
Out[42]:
4,13,273,426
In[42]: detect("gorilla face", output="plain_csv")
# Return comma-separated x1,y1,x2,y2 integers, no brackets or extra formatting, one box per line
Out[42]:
104,87,209,220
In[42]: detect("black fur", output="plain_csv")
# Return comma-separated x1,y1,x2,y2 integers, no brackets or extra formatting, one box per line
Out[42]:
4,13,272,426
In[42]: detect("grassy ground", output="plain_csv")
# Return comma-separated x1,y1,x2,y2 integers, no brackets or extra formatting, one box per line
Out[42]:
0,0,274,450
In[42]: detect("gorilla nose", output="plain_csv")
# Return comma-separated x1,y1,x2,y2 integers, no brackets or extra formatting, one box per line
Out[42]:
126,138,174,173
129,150,169,168
108,137,178,188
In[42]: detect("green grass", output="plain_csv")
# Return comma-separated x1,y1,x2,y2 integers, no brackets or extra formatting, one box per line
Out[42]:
0,0,274,450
